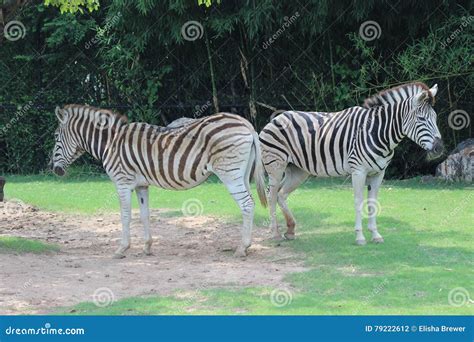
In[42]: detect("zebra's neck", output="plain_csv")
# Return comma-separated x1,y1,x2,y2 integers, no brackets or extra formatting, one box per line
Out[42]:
67,106,125,163
366,98,413,154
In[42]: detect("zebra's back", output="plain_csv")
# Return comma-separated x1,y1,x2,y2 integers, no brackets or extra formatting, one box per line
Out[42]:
260,109,372,177
107,113,256,189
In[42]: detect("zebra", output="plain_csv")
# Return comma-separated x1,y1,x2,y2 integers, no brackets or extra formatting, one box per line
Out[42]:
51,105,267,258
259,82,444,245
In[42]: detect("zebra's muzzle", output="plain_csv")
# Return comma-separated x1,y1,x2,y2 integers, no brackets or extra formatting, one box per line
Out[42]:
53,166,65,177
427,138,444,160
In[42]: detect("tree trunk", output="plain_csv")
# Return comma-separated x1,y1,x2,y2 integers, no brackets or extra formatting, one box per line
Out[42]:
0,177,5,202
205,31,219,113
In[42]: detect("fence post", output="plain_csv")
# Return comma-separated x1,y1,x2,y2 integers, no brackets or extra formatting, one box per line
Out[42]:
0,177,5,202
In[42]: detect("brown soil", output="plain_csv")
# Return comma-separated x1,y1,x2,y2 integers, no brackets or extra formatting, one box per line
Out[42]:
0,201,305,314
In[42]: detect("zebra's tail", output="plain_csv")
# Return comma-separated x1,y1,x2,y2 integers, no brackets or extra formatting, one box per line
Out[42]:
251,130,268,208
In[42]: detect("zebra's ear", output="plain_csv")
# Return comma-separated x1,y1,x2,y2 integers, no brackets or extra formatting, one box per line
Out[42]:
429,84,438,97
55,106,67,124
414,90,430,104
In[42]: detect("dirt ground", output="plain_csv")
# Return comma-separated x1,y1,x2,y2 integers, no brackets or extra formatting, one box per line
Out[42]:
0,201,305,314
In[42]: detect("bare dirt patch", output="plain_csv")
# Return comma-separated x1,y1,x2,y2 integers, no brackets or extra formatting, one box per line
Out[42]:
0,201,305,314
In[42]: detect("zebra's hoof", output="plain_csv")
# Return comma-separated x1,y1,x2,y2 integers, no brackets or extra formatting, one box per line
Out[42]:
112,253,126,259
355,239,367,246
371,237,384,244
272,234,284,241
234,246,248,258
284,233,295,240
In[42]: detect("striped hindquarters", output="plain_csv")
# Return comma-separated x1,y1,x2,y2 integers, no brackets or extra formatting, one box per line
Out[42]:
107,113,259,190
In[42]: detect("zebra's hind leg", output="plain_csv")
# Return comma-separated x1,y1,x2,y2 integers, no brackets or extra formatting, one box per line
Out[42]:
224,178,255,257
267,166,285,240
213,163,255,257
352,172,368,245
366,172,385,243
136,186,153,255
114,186,133,259
277,165,309,240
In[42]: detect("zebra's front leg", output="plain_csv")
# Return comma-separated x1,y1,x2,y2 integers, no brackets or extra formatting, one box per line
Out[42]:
352,172,367,245
136,186,153,255
114,186,132,259
367,172,385,243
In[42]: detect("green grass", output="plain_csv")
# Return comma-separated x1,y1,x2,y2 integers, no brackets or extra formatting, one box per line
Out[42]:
0,236,59,254
3,170,473,315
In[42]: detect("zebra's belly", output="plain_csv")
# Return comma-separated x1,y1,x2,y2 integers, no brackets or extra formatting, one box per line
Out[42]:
146,171,212,190
291,154,351,178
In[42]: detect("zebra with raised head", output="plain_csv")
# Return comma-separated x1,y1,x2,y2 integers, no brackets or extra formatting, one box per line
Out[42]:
260,82,444,244
51,105,267,258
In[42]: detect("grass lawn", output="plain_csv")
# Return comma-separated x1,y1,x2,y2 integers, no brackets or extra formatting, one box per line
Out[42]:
0,236,59,254
2,170,473,315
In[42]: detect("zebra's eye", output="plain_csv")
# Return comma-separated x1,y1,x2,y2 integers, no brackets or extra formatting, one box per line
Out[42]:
417,116,427,122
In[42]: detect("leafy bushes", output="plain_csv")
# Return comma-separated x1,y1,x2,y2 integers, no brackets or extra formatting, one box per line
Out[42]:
0,0,472,176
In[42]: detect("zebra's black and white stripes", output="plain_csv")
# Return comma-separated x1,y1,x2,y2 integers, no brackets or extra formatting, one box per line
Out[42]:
52,105,267,258
260,82,443,244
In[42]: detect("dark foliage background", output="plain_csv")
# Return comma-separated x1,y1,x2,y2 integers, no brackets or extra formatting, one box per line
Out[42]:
0,0,472,177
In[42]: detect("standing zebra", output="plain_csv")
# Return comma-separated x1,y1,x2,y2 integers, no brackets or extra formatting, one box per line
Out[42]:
260,82,444,244
51,105,267,258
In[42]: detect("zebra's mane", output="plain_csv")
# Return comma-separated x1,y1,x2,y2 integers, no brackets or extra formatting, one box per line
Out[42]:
363,82,434,108
63,104,128,124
